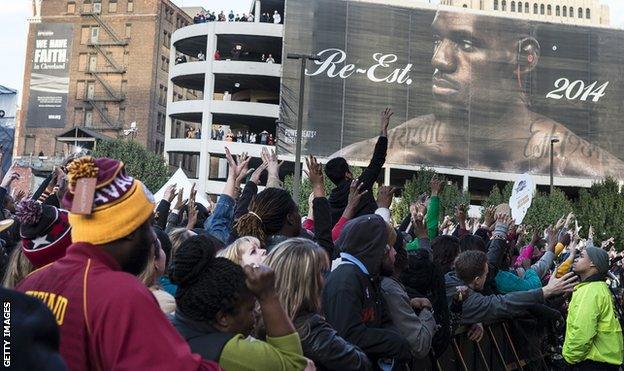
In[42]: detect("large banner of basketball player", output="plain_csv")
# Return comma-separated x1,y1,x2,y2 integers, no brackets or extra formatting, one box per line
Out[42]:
26,23,73,128
279,1,624,180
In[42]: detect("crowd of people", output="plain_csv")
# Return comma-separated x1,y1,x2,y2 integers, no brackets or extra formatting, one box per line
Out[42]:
210,126,274,145
2,108,623,370
193,10,282,24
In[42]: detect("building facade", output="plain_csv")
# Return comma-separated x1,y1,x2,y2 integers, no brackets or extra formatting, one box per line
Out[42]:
165,0,284,195
16,0,194,167
441,0,610,25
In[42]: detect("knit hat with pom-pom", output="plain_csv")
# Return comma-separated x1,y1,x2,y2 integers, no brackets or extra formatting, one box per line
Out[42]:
61,156,154,245
16,199,72,268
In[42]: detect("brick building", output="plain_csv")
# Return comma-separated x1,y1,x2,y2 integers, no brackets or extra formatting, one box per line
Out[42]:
441,0,610,25
16,0,195,166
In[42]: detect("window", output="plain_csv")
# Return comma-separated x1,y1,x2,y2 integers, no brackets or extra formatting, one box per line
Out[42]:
85,110,93,127
81,26,90,44
125,23,131,38
76,81,85,99
127,0,133,12
569,6,574,17
89,54,97,72
501,0,506,11
67,2,75,13
55,141,65,156
462,4,467,7
90,26,99,43
586,8,590,19
517,1,521,12
578,7,582,18
493,0,498,10
162,31,170,48
86,82,95,99
533,3,537,14
78,53,87,71
547,5,551,15
109,0,117,13
524,2,528,12
562,6,567,16
24,137,35,155
121,80,127,93
556,5,560,16
511,1,515,12
540,4,544,14
161,56,169,72
118,107,125,122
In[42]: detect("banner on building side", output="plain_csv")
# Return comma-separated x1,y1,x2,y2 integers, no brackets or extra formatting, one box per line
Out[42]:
26,23,73,128
280,1,624,180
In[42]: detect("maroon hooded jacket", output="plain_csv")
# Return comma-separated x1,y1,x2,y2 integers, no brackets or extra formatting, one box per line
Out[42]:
17,243,221,371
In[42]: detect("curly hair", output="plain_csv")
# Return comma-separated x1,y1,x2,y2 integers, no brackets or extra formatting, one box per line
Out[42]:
234,188,297,246
169,234,250,323
432,235,460,274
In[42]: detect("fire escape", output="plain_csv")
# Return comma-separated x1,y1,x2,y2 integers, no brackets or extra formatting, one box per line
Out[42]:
81,6,128,130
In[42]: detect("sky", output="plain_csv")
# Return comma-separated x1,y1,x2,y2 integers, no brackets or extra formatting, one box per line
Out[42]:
2,0,624,101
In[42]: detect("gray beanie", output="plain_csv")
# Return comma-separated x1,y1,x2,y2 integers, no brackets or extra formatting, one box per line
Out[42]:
585,246,609,274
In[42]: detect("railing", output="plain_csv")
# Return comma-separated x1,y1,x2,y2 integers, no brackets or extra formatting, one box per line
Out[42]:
414,322,547,371
81,11,128,45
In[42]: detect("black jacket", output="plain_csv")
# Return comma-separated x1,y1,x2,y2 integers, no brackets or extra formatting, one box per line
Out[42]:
328,136,387,227
322,215,412,363
294,312,373,371
170,311,235,362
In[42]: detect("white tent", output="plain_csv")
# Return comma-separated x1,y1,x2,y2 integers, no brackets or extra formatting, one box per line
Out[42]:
153,168,210,209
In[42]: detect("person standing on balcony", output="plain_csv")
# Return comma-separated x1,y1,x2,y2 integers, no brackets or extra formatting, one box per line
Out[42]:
266,54,275,64
273,11,281,24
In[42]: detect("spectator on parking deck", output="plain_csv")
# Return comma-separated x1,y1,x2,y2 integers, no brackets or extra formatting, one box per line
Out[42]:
214,50,221,61
228,10,235,21
197,51,205,61
266,54,275,64
218,11,226,21
273,10,281,24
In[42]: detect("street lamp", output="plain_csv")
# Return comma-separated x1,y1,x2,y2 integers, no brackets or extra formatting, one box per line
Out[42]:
286,53,321,204
550,138,560,194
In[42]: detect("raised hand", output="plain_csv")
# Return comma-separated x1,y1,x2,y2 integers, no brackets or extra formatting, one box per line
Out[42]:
304,155,324,194
1,164,20,189
380,107,394,136
456,204,467,227
430,174,442,197
261,147,283,179
376,185,397,209
225,147,252,184
186,198,198,230
249,162,268,185
555,215,566,230
164,183,177,203
483,205,496,229
411,203,427,238
189,182,197,201
173,187,185,210
564,212,575,229
343,180,367,219
243,263,276,301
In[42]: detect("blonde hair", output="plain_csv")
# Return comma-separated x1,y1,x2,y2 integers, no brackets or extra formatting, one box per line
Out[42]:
138,244,157,287
2,248,34,289
217,236,261,266
264,238,328,320
168,228,193,264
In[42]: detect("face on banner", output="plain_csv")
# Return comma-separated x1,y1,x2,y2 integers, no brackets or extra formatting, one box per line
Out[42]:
280,2,624,180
